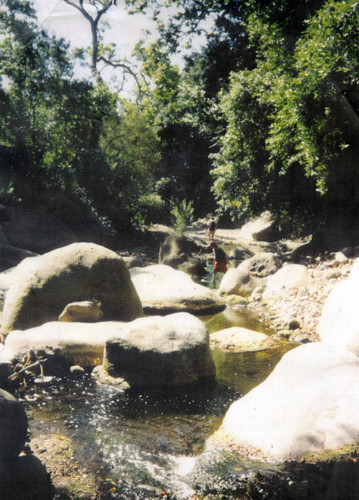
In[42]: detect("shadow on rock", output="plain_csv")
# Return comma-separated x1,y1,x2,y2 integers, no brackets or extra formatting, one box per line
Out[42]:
0,454,54,500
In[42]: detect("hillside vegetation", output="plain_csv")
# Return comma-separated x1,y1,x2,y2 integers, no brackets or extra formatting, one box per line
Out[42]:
1,0,359,240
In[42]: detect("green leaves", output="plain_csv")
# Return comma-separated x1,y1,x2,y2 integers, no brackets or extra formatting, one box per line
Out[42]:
212,0,359,229
170,199,194,233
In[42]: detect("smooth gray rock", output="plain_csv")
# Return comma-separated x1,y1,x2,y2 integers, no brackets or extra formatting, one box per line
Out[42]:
210,327,273,352
103,312,215,388
264,264,310,297
2,242,143,331
159,233,201,268
238,211,277,242
4,321,130,369
240,252,282,277
318,259,359,354
219,267,263,297
58,300,103,322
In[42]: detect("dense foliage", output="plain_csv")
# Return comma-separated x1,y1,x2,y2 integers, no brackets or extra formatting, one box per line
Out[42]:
1,0,359,238
211,0,359,232
0,0,159,233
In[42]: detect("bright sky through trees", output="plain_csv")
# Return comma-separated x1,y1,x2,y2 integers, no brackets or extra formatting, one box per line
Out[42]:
32,0,154,87
32,0,211,89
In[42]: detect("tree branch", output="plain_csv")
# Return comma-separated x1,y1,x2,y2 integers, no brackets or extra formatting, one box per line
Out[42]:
98,55,142,98
63,0,93,23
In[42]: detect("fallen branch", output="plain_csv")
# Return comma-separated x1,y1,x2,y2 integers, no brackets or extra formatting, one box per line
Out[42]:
9,358,47,381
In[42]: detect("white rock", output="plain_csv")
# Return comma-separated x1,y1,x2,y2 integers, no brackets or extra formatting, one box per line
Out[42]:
219,267,263,297
1,242,143,331
58,300,103,322
5,321,128,368
318,260,359,354
130,264,225,314
216,343,359,461
103,312,215,388
238,211,275,241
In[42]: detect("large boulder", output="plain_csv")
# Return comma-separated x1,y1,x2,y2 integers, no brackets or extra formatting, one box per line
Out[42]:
238,211,277,242
264,263,310,296
1,242,143,331
228,246,254,264
158,233,207,278
102,312,215,388
1,207,77,254
177,257,207,278
318,260,359,354
219,253,281,297
218,267,263,297
0,389,27,460
159,233,201,268
4,321,130,368
211,343,359,461
129,264,225,315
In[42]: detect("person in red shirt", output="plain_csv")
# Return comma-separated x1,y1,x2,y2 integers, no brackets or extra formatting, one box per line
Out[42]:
209,240,228,286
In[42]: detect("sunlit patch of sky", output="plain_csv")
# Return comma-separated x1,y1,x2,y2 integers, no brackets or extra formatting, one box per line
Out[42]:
32,0,211,95
33,0,156,93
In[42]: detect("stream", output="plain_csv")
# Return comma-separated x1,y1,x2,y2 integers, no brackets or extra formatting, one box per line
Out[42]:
21,305,300,499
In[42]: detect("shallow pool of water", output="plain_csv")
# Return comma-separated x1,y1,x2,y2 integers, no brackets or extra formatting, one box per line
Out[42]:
23,307,295,499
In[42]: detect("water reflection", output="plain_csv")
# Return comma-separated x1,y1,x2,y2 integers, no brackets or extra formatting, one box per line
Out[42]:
213,345,294,395
203,305,270,334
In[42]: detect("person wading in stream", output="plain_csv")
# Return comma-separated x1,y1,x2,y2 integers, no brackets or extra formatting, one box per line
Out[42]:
209,240,228,287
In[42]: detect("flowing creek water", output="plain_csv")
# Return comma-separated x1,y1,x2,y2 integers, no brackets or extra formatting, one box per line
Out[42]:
20,304,301,499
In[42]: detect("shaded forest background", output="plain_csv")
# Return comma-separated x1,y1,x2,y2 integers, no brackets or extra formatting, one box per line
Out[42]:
1,0,359,242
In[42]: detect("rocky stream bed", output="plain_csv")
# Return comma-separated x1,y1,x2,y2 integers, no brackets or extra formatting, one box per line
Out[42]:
1,220,358,499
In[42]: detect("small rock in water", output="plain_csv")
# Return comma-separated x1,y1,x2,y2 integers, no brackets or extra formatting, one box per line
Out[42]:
70,365,86,377
34,376,53,384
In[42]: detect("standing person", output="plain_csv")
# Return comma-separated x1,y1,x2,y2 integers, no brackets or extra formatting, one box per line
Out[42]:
209,240,228,286
207,218,216,240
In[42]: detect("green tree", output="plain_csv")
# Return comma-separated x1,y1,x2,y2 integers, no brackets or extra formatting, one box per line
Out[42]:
0,0,141,233
0,0,73,200
212,0,359,232
127,0,257,220
100,101,162,226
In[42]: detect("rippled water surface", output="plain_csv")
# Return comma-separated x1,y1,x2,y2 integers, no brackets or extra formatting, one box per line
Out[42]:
23,307,295,498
